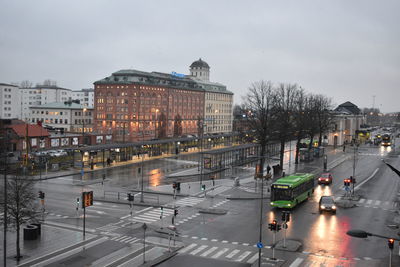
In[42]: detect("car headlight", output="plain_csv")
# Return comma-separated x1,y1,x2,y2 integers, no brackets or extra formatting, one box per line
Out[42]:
270,202,274,205
321,205,325,209
332,205,336,209
288,204,291,206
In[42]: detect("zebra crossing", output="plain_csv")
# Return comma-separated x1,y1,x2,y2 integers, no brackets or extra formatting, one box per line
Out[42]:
239,185,269,194
206,185,232,196
335,197,396,210
128,207,175,223
178,243,260,264
174,196,204,207
109,235,140,244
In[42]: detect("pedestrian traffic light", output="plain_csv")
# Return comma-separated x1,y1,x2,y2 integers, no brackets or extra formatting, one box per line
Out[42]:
76,197,80,205
268,220,278,231
277,224,282,232
174,209,178,216
388,238,394,249
344,179,351,186
201,184,206,191
281,211,290,222
127,193,134,202
172,182,177,189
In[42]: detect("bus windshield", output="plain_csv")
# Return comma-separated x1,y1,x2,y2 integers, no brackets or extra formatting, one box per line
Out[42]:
271,187,292,201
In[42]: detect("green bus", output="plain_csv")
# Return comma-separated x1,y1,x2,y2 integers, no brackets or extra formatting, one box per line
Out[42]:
270,173,315,208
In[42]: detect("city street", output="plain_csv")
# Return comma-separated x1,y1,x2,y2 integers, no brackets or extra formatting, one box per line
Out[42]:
1,139,400,266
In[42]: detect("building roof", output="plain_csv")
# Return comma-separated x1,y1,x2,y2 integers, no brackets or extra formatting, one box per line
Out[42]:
30,101,92,110
0,83,18,87
8,124,50,137
94,68,233,95
190,58,210,69
335,101,361,115
20,85,72,91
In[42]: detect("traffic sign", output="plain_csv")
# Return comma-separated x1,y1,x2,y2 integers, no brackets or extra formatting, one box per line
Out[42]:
257,242,264,248
82,191,93,208
345,186,351,192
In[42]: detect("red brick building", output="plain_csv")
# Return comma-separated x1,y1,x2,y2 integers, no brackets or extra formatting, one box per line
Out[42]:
94,69,207,142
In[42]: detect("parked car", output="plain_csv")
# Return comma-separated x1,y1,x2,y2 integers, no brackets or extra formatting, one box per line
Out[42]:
318,173,333,185
319,196,336,214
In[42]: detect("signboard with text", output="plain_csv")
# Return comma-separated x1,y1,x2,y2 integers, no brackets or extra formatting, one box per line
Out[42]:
82,191,93,208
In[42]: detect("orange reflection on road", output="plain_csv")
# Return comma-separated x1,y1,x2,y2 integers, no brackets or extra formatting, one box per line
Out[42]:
314,185,332,201
148,168,163,187
309,213,354,258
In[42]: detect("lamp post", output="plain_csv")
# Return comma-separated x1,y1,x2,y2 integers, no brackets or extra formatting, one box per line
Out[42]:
155,109,159,139
82,108,87,145
347,229,399,267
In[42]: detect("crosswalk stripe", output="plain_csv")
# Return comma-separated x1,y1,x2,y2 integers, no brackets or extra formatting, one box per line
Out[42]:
110,235,121,240
134,215,158,221
118,236,131,242
384,201,390,206
200,247,218,257
132,217,157,222
212,248,229,259
179,243,197,254
190,245,208,255
289,257,304,267
123,237,137,243
366,199,373,205
247,253,259,263
235,251,252,262
374,200,381,206
226,249,240,259
359,198,366,203
113,236,125,242
129,239,138,244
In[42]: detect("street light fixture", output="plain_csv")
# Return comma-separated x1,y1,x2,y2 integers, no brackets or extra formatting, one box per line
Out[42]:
82,108,87,145
154,108,159,139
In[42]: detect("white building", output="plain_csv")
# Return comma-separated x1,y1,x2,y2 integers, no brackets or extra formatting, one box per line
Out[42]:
0,83,20,119
189,59,234,134
29,101,93,133
20,85,72,121
327,101,366,147
71,88,94,108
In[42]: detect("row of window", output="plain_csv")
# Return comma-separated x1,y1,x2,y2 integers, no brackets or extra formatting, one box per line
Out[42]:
32,110,66,115
3,88,13,92
3,101,11,105
31,118,69,124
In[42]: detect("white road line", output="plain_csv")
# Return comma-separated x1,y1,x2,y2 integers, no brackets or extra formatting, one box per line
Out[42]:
242,243,249,246
113,236,126,242
366,199,373,205
354,168,379,190
179,243,197,254
232,242,239,245
190,245,208,255
212,248,229,258
200,247,218,257
226,249,240,258
136,207,153,213
118,236,131,242
211,239,218,242
384,201,390,206
222,240,228,243
375,200,381,206
120,215,130,219
289,257,304,267
358,198,366,204
235,251,252,262
247,253,259,263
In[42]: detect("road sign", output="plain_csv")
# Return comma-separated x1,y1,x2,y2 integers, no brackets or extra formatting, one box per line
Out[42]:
345,186,351,192
257,242,263,248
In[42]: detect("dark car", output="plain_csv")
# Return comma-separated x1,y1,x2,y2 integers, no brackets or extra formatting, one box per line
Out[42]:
319,196,336,214
318,173,333,185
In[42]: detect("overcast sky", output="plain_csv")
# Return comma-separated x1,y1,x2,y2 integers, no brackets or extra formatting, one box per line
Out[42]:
1,0,399,112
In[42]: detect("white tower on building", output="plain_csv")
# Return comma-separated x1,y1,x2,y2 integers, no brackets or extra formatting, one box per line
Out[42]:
189,58,210,82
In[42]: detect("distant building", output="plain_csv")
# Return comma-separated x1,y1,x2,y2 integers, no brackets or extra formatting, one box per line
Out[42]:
93,58,233,142
0,83,20,119
72,88,94,107
327,101,366,146
19,85,72,121
29,101,93,133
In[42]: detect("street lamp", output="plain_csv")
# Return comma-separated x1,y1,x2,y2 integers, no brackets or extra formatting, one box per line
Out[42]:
347,229,399,267
82,108,87,145
154,108,159,139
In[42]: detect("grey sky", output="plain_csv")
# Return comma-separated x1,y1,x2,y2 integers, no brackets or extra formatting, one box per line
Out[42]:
1,0,399,112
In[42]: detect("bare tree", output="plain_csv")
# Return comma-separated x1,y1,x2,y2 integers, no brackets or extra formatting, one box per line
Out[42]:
313,94,334,146
292,89,309,164
41,79,57,87
273,83,298,169
0,175,39,261
242,80,277,177
20,80,33,88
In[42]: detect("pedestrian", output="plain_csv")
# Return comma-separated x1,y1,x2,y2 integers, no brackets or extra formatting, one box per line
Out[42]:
343,145,346,152
267,165,271,174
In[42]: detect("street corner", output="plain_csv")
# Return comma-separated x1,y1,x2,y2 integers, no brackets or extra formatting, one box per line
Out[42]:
274,239,302,252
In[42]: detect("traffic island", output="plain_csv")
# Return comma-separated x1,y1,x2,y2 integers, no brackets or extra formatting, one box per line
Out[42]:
335,198,357,208
274,239,302,252
198,208,227,215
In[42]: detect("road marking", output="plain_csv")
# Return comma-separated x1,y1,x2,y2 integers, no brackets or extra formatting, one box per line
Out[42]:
136,207,153,213
289,257,304,267
222,240,228,243
232,241,239,245
374,200,381,206
235,251,252,262
190,245,208,255
201,237,208,240
359,198,366,204
242,243,250,246
200,246,218,257
366,199,373,205
354,168,379,190
247,253,260,263
212,248,229,258
211,239,218,242
179,243,197,254
226,249,240,258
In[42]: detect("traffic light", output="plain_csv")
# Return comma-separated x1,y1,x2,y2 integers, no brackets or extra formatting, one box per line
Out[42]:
201,184,206,191
276,224,282,232
76,197,80,205
174,209,178,216
388,238,394,249
344,179,351,186
268,220,278,231
38,191,45,199
172,182,177,189
281,211,290,222
127,193,134,202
